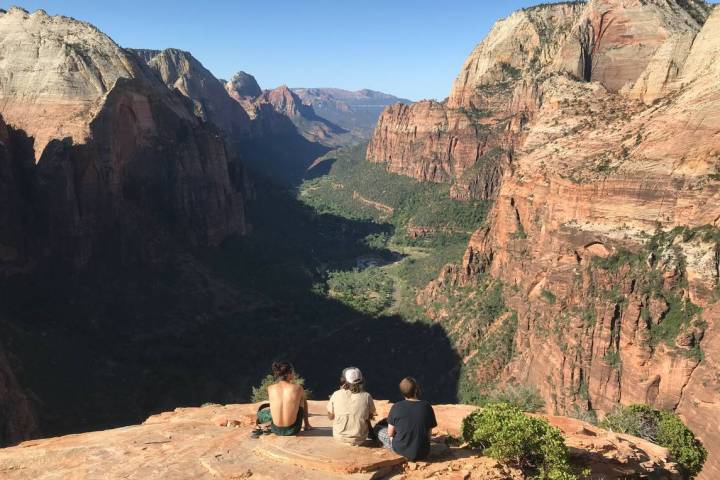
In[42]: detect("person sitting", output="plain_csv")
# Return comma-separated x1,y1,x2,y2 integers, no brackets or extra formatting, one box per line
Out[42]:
327,367,376,445
253,361,311,437
375,377,437,461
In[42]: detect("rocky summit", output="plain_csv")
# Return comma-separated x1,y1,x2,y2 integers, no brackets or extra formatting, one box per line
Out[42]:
0,401,683,479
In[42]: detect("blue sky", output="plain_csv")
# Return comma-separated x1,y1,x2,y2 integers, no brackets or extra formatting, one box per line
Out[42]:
8,1,719,100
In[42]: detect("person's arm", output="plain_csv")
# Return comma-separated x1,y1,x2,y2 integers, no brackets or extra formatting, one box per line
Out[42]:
301,387,312,430
327,393,335,420
427,404,437,438
368,396,377,420
387,404,397,438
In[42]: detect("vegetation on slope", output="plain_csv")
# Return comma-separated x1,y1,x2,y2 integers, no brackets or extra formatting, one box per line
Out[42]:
299,143,490,323
600,404,707,478
462,403,582,480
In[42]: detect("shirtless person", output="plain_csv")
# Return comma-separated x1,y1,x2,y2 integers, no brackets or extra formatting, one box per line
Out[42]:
254,361,311,436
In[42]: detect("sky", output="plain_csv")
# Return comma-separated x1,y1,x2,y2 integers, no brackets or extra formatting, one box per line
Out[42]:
7,1,719,100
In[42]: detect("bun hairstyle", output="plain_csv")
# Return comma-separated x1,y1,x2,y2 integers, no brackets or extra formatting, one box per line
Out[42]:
272,361,294,381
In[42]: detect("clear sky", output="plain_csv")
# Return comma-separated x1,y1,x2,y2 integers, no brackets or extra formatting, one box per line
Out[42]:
8,1,719,100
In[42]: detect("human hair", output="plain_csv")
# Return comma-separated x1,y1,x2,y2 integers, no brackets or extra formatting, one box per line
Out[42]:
343,381,365,394
272,361,294,381
399,377,420,399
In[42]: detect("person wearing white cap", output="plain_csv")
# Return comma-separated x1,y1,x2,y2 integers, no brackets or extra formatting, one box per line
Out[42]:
327,367,377,446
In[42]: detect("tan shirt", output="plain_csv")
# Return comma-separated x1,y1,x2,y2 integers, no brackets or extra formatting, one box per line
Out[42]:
327,389,376,445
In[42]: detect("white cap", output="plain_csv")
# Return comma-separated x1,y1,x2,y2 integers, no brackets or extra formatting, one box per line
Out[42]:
343,367,363,385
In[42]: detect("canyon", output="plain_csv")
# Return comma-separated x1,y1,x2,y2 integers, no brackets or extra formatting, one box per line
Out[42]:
367,0,720,478
0,0,719,478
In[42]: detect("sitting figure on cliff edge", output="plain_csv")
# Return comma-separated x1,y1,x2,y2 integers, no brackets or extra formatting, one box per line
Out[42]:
253,361,311,437
327,367,377,446
375,377,437,461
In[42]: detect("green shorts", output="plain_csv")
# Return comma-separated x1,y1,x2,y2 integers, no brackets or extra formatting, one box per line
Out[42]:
256,406,304,436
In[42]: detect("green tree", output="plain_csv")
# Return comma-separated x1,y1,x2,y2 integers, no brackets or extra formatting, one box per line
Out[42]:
462,403,580,480
600,404,706,478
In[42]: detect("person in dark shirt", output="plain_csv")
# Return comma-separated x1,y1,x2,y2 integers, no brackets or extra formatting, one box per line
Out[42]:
375,377,437,461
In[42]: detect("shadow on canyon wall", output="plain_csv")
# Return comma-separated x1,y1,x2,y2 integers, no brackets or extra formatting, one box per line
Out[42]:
0,150,460,440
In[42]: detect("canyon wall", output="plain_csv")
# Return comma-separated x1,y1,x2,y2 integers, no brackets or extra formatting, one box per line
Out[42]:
130,48,252,139
367,2,585,200
368,0,720,477
0,7,250,443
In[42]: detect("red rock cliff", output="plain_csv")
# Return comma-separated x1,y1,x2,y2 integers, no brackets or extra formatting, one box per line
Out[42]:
0,8,250,442
382,1,720,477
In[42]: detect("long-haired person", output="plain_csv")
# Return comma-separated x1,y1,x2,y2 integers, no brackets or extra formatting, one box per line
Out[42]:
327,367,376,445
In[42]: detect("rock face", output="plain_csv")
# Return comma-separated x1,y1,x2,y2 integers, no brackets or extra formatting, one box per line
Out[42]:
0,7,141,158
130,48,252,138
0,8,250,443
366,0,720,477
0,336,37,446
0,401,682,479
292,88,411,138
0,7,248,262
255,86,350,146
226,70,262,99
367,2,585,200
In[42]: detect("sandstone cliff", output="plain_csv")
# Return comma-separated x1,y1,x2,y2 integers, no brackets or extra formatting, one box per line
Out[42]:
254,85,351,146
0,7,248,263
367,0,714,199
0,400,683,479
0,7,250,443
365,0,720,477
226,70,262,99
130,48,252,138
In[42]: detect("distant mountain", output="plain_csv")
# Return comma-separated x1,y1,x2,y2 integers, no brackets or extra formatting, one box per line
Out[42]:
224,72,353,148
292,88,411,137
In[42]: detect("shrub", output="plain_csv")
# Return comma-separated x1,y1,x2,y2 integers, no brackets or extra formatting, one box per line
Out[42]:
600,404,707,478
461,403,579,480
251,373,312,403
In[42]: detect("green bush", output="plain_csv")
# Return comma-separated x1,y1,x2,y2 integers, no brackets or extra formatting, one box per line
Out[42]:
600,404,707,478
251,374,312,403
461,403,579,480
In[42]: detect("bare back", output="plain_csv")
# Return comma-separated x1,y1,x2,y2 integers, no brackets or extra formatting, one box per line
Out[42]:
268,381,304,427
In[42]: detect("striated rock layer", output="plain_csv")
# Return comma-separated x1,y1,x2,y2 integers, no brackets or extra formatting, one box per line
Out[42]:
0,401,682,479
367,0,714,199
374,0,720,477
0,7,250,442
254,85,351,147
130,48,252,138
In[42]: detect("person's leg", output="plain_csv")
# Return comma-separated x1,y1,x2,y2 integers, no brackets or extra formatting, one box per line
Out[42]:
290,407,304,435
374,425,392,450
252,403,272,438
256,403,272,425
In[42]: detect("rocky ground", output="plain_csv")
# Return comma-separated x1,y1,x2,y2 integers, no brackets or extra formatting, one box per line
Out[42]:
0,401,681,480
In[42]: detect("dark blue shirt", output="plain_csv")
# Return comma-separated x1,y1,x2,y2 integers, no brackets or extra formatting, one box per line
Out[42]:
388,399,437,461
